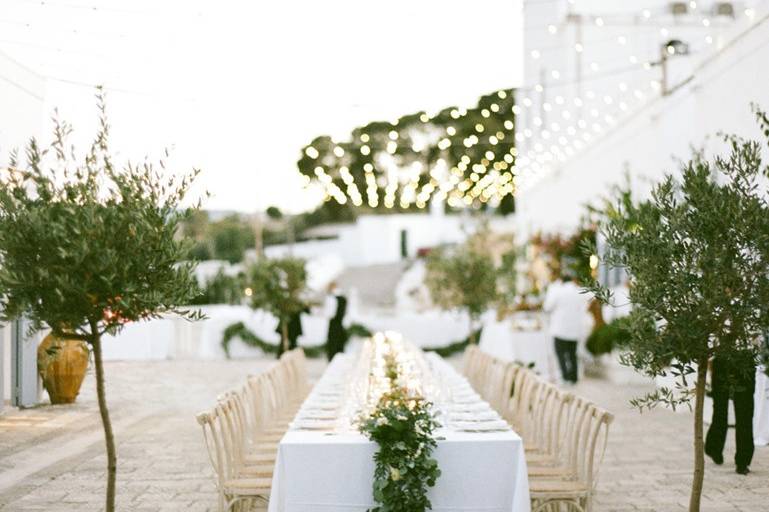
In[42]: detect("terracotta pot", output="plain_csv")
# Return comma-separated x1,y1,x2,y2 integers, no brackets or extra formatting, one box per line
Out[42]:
37,334,90,404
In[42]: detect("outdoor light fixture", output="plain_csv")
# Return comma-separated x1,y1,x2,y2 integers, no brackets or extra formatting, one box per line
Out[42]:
651,39,691,95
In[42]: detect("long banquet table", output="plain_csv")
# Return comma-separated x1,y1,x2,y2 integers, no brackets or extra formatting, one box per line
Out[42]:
267,342,531,512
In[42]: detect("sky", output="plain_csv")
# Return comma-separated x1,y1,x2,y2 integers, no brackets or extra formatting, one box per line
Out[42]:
0,0,523,213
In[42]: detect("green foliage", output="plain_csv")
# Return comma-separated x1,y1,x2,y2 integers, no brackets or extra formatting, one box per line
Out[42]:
347,322,373,338
586,317,631,356
245,257,308,323
531,225,596,285
423,329,482,357
424,246,499,323
359,344,441,512
181,212,255,263
189,270,246,305
187,241,213,261
0,93,201,339
297,88,516,211
221,321,325,358
0,90,201,512
588,106,769,410
265,206,283,220
210,215,256,264
221,320,372,358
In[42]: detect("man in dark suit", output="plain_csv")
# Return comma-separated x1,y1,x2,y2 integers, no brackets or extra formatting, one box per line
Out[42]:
705,352,756,475
325,282,348,361
276,305,309,358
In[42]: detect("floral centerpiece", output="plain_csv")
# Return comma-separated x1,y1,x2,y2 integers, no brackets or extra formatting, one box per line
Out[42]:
358,334,442,512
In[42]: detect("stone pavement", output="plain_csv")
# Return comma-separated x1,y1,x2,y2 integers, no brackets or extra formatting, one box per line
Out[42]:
1,357,766,511
574,377,768,512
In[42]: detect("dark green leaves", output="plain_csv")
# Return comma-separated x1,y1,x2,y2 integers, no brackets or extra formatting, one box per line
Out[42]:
590,105,769,409
424,246,498,320
0,92,201,341
245,257,308,322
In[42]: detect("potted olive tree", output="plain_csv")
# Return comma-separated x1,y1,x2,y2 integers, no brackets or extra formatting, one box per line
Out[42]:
246,256,309,354
424,246,498,344
589,107,769,511
0,91,201,512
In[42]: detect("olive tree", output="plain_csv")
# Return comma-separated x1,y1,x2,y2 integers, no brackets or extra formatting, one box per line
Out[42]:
246,256,309,353
589,107,769,511
424,246,498,344
0,92,201,512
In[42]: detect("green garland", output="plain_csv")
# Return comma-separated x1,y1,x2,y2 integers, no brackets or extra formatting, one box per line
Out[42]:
358,342,441,512
422,329,482,357
221,321,372,358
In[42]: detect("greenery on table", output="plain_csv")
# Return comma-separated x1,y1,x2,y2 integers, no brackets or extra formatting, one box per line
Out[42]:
0,90,201,512
424,246,498,344
297,87,517,212
587,105,769,512
359,340,441,512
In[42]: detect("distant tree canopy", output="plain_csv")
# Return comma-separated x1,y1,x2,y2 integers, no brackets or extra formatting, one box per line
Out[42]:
265,206,283,220
184,213,255,264
297,87,517,213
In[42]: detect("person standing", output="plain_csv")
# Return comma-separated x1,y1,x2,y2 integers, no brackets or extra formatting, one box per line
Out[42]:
543,272,592,384
325,282,349,361
705,352,756,475
275,305,309,359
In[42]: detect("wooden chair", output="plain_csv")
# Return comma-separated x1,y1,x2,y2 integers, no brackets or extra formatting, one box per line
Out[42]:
196,350,312,510
529,403,613,512
196,402,271,511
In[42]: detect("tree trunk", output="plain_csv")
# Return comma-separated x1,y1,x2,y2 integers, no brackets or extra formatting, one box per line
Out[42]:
281,320,289,354
689,356,708,512
468,316,477,345
91,335,117,512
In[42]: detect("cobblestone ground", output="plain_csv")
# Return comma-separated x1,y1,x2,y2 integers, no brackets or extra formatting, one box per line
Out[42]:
574,377,768,512
1,357,766,511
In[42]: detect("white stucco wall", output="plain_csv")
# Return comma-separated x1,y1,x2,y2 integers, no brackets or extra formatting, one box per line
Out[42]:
0,51,45,404
515,7,769,236
0,51,45,156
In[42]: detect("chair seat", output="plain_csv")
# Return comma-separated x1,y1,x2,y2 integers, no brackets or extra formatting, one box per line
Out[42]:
528,465,574,478
223,477,272,494
241,463,274,478
526,453,556,465
529,478,589,498
255,432,284,443
261,426,288,435
245,451,277,464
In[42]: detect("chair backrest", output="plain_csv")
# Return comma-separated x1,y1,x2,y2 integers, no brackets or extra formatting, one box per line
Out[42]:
578,405,613,492
508,368,542,437
196,409,226,491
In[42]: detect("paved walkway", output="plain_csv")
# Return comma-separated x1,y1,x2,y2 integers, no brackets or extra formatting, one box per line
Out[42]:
1,357,766,511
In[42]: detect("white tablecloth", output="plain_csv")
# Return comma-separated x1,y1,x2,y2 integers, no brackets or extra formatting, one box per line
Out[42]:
268,352,530,512
479,320,557,382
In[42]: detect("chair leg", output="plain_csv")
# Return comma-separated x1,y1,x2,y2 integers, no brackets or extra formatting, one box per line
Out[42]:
532,498,586,512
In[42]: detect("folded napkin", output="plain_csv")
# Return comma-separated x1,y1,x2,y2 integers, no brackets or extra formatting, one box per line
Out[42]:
450,410,500,422
452,419,510,432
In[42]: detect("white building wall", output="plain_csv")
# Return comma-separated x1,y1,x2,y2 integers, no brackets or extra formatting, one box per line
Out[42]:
1,51,45,404
0,51,45,155
515,4,769,236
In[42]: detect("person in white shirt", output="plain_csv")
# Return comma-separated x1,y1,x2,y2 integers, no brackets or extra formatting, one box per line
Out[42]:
543,273,592,384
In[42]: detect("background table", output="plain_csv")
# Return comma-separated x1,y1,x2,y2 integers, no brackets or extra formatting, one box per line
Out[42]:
479,319,557,382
